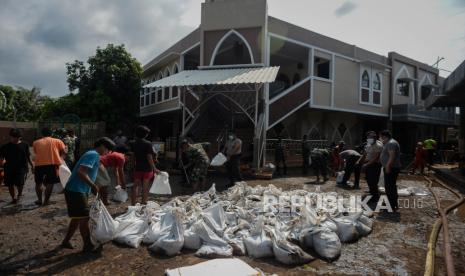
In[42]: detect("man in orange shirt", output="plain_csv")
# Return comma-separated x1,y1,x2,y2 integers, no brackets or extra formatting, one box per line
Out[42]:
33,128,66,205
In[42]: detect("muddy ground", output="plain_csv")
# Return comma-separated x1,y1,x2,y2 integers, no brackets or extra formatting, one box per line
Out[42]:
0,170,464,276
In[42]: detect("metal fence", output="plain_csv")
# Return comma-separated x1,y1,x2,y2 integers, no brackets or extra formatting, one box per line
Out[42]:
265,139,328,164
38,118,105,153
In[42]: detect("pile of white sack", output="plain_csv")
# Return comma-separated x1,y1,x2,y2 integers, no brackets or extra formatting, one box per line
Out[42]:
90,182,374,264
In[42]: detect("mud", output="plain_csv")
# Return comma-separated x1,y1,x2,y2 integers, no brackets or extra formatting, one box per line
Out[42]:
0,172,464,275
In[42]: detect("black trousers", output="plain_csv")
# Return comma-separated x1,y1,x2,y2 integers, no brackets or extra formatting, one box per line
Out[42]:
302,154,310,174
227,154,242,185
342,156,361,187
275,155,287,175
365,163,382,197
427,149,435,166
312,155,328,179
384,167,400,209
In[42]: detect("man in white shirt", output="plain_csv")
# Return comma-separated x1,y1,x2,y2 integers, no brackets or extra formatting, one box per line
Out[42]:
224,133,242,187
357,131,383,200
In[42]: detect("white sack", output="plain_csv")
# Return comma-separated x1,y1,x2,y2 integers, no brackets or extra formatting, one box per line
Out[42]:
300,227,341,261
243,220,273,259
58,163,71,188
149,172,172,195
143,211,175,244
89,199,120,245
272,238,314,265
192,220,232,258
332,216,360,243
201,204,226,237
112,185,128,202
113,219,148,248
210,152,227,166
196,244,233,258
114,207,149,248
184,228,202,250
149,210,185,256
336,171,345,183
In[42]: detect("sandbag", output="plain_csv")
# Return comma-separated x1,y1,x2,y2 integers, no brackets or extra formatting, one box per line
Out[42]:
196,244,233,258
210,152,227,166
243,220,273,259
149,172,172,195
358,214,373,229
300,227,341,261
192,220,233,258
149,210,185,256
201,204,226,237
224,230,247,256
272,238,314,265
184,228,202,250
113,185,128,203
143,211,175,244
89,199,120,245
114,207,149,248
58,163,71,188
332,216,359,243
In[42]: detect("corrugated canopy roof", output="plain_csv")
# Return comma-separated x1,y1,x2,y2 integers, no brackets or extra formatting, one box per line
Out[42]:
143,66,280,88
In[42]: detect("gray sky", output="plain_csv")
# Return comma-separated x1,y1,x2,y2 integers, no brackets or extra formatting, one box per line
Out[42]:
0,0,464,97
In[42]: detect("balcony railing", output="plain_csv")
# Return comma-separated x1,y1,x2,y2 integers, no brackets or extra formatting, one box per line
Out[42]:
392,104,457,126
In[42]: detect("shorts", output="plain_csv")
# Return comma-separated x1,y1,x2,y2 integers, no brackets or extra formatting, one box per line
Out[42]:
4,171,27,187
64,190,90,218
34,165,59,185
134,171,154,182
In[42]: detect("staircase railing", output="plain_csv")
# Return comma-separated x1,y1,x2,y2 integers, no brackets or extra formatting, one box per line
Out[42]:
268,76,311,130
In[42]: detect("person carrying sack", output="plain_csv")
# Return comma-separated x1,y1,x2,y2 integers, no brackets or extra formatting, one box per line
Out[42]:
224,133,242,187
61,137,115,252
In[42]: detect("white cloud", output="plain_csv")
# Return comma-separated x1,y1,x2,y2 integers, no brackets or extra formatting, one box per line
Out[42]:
0,0,463,97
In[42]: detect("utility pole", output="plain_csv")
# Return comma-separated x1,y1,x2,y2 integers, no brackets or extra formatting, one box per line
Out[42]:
432,56,444,69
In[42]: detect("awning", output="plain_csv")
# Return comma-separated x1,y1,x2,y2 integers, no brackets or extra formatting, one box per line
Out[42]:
398,77,418,83
422,83,440,88
144,66,280,88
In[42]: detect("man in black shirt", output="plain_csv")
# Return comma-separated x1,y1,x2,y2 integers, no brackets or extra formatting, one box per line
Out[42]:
302,135,310,175
274,137,287,176
0,129,33,204
131,125,157,205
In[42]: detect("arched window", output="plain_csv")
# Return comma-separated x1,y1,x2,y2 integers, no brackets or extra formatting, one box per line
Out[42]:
361,70,370,103
163,69,171,101
157,72,163,103
211,30,254,66
150,77,156,104
362,70,370,88
172,64,179,98
373,73,381,91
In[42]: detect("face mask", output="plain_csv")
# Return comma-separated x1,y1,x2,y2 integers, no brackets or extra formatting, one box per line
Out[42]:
228,135,234,140
367,138,375,145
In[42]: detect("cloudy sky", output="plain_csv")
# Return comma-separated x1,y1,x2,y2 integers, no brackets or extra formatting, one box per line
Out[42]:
0,0,464,97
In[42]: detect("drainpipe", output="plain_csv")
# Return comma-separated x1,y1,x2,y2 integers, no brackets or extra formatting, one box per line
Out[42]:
459,106,465,174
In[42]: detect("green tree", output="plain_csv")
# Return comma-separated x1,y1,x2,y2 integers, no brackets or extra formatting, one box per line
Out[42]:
0,85,51,121
66,44,143,129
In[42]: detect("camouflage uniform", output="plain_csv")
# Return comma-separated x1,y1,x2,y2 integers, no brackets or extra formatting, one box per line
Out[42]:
186,145,210,183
